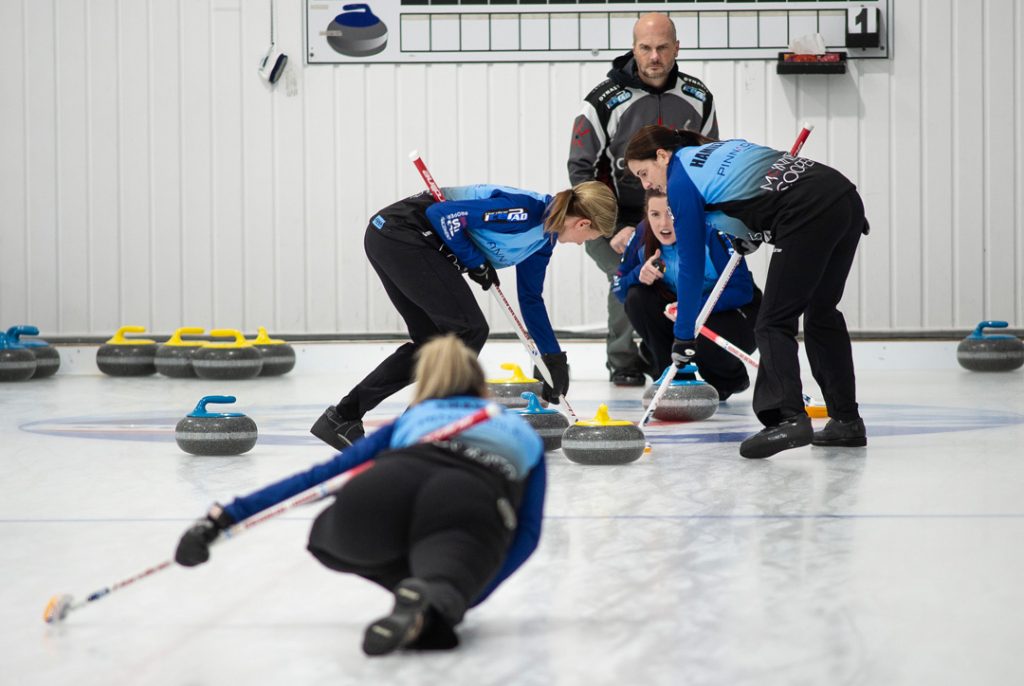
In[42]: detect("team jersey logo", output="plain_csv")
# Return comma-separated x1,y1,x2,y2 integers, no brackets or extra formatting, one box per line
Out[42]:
372,215,386,229
483,208,529,223
606,90,632,110
682,84,707,102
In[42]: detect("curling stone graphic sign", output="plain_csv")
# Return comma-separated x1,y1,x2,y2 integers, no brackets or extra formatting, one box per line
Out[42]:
308,2,390,63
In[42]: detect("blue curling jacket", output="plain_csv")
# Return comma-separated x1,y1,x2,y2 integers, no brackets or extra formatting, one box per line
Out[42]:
221,397,546,606
612,219,754,313
424,185,560,354
666,139,854,340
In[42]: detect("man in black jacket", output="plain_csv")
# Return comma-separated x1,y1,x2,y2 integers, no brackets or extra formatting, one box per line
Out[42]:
568,12,719,386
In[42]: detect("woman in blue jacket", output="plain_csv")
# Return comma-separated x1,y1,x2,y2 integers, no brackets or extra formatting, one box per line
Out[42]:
613,190,759,400
310,182,618,451
175,335,547,656
625,126,868,459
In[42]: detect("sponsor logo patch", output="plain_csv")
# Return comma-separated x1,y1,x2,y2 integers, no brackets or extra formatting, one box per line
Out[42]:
606,90,632,110
483,208,528,223
372,215,386,229
682,84,707,102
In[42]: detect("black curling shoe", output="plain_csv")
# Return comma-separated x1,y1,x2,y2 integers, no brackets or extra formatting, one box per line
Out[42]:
363,579,432,657
812,417,867,447
309,406,364,451
740,413,813,459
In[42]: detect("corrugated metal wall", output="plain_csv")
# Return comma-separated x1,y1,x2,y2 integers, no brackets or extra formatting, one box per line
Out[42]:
1,0,1021,337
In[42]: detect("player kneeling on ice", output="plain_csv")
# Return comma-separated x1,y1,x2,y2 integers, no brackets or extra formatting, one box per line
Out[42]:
175,335,547,656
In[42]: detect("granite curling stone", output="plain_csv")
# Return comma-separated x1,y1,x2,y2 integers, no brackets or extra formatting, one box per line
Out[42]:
0,332,37,382
486,363,544,409
175,395,258,456
957,320,1024,372
642,364,719,422
192,329,263,380
5,325,60,378
248,326,296,376
562,404,646,465
513,392,570,452
155,327,206,378
96,326,158,376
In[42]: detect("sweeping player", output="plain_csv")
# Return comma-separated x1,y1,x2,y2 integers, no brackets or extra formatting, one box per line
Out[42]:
310,181,617,451
613,189,759,400
175,335,546,656
624,126,869,458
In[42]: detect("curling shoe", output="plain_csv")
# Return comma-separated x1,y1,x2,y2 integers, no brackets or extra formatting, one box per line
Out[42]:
363,579,432,656
309,406,364,451
740,413,813,459
812,417,867,448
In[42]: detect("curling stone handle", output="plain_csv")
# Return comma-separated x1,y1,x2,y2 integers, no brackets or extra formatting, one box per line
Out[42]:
194,395,237,415
521,392,546,413
6,325,40,340
209,329,249,345
971,321,1009,338
343,3,373,12
167,327,205,345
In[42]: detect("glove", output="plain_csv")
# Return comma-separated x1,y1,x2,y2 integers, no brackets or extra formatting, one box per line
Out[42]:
533,352,569,404
175,506,235,567
671,338,697,367
730,236,762,256
467,262,500,291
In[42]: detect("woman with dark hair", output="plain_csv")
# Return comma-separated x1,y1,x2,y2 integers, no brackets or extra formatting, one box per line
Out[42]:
613,189,759,400
175,334,547,656
624,125,869,458
309,181,618,452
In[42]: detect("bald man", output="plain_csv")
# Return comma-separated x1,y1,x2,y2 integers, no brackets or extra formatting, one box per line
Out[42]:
569,13,718,387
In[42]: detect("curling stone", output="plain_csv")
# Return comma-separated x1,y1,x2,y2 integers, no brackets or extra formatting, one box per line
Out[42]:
642,364,719,422
957,321,1024,372
486,363,544,408
513,392,570,452
0,332,37,382
326,4,388,57
96,326,157,376
5,325,60,378
175,395,258,456
192,329,263,380
562,404,646,465
248,326,296,376
155,327,206,378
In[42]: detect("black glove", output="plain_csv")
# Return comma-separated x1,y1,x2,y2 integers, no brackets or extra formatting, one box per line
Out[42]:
467,262,500,291
175,506,235,567
730,236,762,256
534,352,569,404
671,338,697,367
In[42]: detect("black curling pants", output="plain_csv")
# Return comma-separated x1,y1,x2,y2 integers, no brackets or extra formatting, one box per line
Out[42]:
624,284,759,395
335,217,489,420
753,189,866,426
307,447,514,626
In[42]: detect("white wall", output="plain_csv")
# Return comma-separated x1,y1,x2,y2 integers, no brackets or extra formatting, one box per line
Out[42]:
1,0,1021,337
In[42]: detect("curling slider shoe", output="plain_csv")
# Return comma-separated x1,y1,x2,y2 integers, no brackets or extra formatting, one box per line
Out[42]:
812,417,867,448
739,413,813,460
363,579,432,657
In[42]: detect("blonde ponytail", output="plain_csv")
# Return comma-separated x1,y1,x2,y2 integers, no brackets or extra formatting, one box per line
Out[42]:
412,334,487,404
544,180,618,238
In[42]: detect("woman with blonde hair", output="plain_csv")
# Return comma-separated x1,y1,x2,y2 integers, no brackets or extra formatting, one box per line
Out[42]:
310,180,617,451
175,334,547,656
